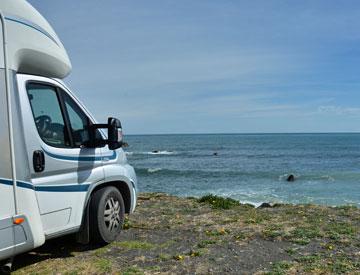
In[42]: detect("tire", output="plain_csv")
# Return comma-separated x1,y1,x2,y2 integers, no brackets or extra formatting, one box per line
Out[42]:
89,186,125,244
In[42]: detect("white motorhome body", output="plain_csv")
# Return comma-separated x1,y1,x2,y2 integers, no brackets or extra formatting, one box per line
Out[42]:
0,0,137,263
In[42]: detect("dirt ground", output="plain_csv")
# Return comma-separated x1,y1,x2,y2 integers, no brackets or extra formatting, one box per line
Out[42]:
12,193,360,274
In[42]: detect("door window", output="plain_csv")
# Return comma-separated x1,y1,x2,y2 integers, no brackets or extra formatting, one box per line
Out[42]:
63,93,92,147
27,83,71,148
63,93,104,147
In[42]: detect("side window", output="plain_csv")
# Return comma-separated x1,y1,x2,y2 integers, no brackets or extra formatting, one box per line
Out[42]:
27,83,71,148
63,93,103,147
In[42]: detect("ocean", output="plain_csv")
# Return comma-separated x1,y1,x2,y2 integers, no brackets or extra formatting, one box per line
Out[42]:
125,133,360,207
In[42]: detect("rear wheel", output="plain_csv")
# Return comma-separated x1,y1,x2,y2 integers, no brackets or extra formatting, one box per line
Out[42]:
90,186,125,244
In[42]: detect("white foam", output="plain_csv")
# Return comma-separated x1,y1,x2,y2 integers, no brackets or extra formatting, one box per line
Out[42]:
147,168,163,173
241,201,263,208
147,151,175,155
320,175,335,182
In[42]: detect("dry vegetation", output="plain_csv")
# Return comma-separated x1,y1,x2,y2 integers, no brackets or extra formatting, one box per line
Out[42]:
13,193,360,274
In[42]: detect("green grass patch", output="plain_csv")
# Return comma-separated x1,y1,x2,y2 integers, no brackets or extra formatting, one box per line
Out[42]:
285,247,297,255
198,194,240,209
197,239,217,248
294,253,360,273
234,232,249,241
266,261,294,275
123,266,144,275
244,209,269,224
189,248,207,257
291,226,323,239
296,254,321,264
291,238,311,245
205,228,230,236
93,246,110,256
325,222,356,236
158,253,172,261
94,258,112,273
262,224,283,239
287,226,323,244
123,217,132,229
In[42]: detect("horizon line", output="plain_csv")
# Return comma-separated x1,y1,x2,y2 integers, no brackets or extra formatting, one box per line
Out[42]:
126,131,360,136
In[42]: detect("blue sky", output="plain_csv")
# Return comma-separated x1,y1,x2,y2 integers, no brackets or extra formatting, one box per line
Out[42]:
28,0,360,134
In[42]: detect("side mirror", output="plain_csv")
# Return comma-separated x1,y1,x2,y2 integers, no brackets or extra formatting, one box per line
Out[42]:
87,117,123,150
107,117,123,150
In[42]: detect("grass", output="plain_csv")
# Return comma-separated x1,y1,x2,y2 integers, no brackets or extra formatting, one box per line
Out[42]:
292,253,360,273
244,209,270,224
205,228,230,236
93,246,110,256
12,192,360,275
266,261,294,275
123,216,132,229
197,239,217,248
123,266,144,275
285,247,297,255
158,253,171,261
286,226,323,245
262,224,283,239
188,248,207,257
197,194,240,209
114,240,156,250
325,221,356,236
94,258,112,273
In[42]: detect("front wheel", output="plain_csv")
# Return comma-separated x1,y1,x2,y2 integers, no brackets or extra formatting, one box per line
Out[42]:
90,186,125,244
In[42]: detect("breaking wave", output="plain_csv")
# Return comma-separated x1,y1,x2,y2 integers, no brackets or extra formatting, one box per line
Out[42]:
147,168,163,173
126,151,176,156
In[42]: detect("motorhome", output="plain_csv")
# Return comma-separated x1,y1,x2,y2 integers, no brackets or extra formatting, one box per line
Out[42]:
0,0,138,269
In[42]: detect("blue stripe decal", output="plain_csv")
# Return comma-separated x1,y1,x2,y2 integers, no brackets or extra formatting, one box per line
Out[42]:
35,184,90,192
0,178,13,187
0,178,90,192
42,148,117,162
4,15,59,46
17,180,35,190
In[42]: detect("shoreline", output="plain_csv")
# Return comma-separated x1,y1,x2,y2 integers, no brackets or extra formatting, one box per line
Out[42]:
147,191,360,209
14,192,360,274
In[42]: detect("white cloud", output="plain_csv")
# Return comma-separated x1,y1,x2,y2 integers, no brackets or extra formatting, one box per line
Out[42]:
318,105,360,116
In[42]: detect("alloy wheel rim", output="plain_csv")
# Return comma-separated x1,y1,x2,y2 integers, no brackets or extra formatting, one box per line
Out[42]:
104,196,121,232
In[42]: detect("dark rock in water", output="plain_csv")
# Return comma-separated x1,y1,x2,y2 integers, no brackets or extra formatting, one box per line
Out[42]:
213,152,218,156
258,202,284,208
287,174,295,182
259,202,273,208
152,150,159,153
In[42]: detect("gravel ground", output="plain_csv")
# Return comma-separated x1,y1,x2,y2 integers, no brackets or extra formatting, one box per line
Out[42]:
12,193,360,274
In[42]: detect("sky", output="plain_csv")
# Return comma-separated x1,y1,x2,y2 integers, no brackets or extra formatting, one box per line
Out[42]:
28,0,360,134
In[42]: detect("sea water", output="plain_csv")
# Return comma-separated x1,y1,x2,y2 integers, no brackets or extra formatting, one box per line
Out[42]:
125,133,360,206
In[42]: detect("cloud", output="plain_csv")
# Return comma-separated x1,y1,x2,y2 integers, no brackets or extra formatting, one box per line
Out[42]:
318,105,360,116
28,0,360,133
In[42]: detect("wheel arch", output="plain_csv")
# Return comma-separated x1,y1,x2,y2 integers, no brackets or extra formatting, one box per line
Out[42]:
89,180,132,214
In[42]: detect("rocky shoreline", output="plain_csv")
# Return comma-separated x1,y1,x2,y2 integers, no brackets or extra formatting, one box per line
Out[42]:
13,193,360,274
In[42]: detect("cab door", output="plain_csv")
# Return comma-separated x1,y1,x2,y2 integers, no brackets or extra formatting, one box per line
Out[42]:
17,74,105,236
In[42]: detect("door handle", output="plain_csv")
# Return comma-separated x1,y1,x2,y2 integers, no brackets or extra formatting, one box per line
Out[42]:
33,150,45,173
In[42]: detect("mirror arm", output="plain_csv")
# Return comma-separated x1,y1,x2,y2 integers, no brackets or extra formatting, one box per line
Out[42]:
91,124,108,130
90,123,123,149
85,124,109,148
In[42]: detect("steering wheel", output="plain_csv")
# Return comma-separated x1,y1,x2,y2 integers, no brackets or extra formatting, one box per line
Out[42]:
35,115,52,136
